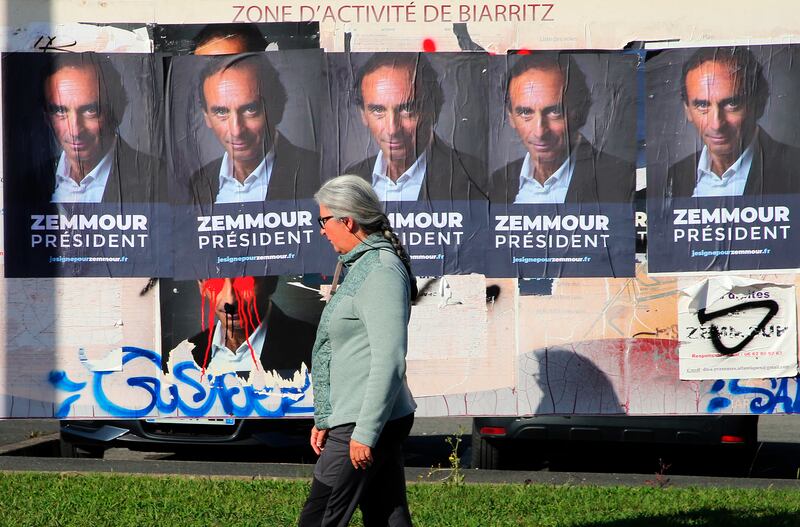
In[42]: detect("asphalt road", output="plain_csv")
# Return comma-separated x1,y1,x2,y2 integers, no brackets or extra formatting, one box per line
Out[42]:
2,416,800,486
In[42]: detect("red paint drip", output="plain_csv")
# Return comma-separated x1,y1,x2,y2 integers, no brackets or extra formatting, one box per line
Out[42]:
422,38,436,52
235,278,264,352
201,290,206,334
241,280,263,327
196,277,264,379
198,279,225,380
234,277,260,362
234,287,259,371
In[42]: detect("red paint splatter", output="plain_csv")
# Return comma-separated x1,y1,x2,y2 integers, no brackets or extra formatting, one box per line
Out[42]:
199,279,225,380
517,49,531,55
233,276,260,372
197,277,262,380
422,38,436,52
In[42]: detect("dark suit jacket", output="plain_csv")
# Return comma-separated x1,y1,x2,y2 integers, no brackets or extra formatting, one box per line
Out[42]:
187,135,320,205
161,303,316,381
665,129,800,198
3,138,162,277
343,135,488,201
489,136,635,204
21,139,160,204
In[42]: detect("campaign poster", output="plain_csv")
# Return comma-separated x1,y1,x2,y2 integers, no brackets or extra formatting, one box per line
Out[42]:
159,275,322,417
167,49,329,279
646,44,800,273
325,52,490,276
2,52,167,277
152,21,320,54
486,51,637,278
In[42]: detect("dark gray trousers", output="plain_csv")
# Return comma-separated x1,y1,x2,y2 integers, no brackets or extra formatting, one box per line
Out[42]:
298,413,414,527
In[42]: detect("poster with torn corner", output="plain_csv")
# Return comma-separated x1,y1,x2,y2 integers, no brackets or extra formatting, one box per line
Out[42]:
678,276,798,380
153,276,320,417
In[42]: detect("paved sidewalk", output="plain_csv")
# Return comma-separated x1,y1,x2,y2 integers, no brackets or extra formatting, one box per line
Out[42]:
0,419,59,448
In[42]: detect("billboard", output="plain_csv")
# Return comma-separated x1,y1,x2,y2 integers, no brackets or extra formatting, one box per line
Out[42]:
2,2,800,420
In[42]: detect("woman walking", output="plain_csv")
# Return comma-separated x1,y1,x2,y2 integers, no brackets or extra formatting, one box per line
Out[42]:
298,175,417,527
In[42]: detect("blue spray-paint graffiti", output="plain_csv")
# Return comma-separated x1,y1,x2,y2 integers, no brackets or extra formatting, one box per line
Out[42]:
49,370,87,418
49,347,313,418
707,378,800,414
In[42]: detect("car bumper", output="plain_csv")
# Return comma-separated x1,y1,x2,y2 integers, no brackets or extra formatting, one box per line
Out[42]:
60,418,314,451
473,415,758,446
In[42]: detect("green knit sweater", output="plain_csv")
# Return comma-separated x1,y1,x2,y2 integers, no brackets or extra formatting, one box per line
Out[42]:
311,233,417,447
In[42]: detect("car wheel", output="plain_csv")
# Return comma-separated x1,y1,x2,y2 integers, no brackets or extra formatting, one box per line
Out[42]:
59,438,105,459
471,422,501,469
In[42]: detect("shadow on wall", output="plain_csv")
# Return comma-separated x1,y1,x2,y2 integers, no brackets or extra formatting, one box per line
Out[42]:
524,346,624,415
2,1,58,418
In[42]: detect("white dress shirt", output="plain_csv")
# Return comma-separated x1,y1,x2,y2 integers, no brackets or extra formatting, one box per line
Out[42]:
371,150,427,202
206,318,267,375
692,137,756,198
51,142,116,203
215,149,275,204
513,150,575,204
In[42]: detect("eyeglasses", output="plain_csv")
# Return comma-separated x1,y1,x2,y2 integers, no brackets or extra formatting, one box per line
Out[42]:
317,215,335,228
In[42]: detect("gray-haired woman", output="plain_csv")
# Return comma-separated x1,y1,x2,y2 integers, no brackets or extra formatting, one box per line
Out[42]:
298,175,417,527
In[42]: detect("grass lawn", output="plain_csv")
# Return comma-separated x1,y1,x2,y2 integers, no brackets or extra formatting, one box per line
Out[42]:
1,473,799,526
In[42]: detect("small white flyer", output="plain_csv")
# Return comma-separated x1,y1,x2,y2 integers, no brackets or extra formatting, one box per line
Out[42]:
678,276,798,380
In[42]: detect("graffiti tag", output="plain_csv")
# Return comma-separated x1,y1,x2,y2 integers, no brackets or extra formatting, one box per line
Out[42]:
707,378,800,414
696,299,779,356
49,347,313,419
33,35,77,52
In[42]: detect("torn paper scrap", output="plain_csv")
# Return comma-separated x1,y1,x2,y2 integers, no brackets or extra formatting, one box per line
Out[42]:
79,347,123,372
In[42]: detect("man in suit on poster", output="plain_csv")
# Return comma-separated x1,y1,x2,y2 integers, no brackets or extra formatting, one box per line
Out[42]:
490,53,634,204
187,53,319,204
29,53,159,204
666,46,800,198
345,52,487,201
162,276,315,381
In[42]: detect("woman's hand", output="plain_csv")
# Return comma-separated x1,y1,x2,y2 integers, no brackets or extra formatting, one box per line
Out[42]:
310,426,328,455
349,439,373,469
